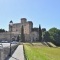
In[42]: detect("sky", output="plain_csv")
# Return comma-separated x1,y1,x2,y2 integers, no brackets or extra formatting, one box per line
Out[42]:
0,0,60,31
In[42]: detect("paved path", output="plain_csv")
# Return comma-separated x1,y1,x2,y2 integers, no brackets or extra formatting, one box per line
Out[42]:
9,45,25,60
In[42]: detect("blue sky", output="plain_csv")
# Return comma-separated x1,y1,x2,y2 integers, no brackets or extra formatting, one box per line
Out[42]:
0,0,60,31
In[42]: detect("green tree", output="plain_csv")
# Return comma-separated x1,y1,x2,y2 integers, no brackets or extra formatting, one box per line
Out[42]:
42,31,51,42
0,29,5,33
39,25,42,42
49,27,60,46
42,28,46,32
17,35,20,42
21,25,25,42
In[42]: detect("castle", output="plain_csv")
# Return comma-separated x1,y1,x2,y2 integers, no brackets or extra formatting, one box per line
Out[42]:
9,18,33,35
0,18,39,42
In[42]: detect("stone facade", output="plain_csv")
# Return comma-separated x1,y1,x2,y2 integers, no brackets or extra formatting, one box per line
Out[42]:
0,18,39,42
9,18,34,41
30,31,39,42
0,32,20,41
9,18,33,34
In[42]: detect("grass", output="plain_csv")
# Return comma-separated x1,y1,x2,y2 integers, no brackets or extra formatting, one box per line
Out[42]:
24,43,60,60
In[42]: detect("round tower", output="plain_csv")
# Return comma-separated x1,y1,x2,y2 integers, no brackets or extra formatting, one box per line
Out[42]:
9,20,13,32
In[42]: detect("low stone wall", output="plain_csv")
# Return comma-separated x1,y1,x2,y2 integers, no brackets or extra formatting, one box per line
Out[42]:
0,32,20,41
0,44,18,60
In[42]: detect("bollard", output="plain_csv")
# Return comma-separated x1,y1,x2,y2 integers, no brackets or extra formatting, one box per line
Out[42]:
0,44,4,60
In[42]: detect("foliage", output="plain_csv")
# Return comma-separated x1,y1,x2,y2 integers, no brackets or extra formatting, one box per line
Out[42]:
39,25,42,41
48,27,60,46
21,25,25,42
17,35,20,42
42,28,46,32
42,31,51,42
0,29,5,33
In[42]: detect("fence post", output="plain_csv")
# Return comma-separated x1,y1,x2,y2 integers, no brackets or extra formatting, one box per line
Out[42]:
0,44,4,60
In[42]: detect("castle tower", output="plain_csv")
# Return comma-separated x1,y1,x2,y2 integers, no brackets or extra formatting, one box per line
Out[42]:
23,21,33,34
21,18,27,24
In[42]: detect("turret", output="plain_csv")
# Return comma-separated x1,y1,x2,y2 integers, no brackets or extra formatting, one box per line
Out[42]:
9,20,13,32
21,18,27,24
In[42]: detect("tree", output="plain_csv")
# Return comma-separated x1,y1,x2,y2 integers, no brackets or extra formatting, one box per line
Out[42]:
0,29,5,33
39,25,42,42
48,27,60,46
17,35,20,42
42,28,46,32
21,25,25,42
42,31,51,42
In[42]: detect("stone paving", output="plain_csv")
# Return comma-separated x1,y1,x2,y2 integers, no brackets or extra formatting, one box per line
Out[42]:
9,45,25,60
0,43,19,60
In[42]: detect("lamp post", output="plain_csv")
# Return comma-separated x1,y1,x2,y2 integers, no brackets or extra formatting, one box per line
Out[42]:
9,20,13,56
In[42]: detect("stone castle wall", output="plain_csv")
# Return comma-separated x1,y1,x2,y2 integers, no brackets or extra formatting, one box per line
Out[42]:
9,18,33,41
0,32,20,41
0,18,38,42
9,18,33,34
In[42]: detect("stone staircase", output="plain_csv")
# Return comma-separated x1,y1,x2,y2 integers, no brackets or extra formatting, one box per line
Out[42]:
41,42,56,47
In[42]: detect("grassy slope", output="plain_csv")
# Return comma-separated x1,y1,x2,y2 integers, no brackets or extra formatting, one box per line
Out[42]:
24,43,60,60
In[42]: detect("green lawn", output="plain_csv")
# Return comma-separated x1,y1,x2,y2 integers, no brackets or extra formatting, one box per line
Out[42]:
24,43,60,60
